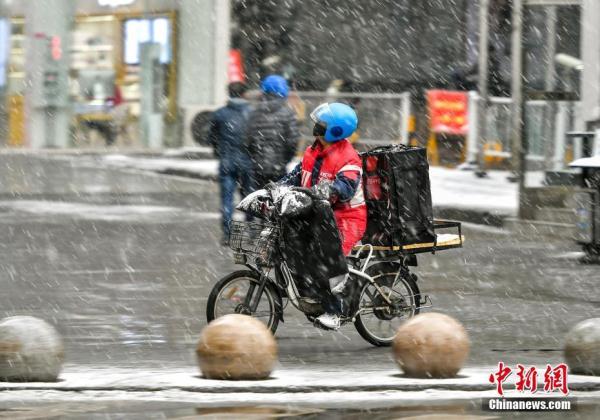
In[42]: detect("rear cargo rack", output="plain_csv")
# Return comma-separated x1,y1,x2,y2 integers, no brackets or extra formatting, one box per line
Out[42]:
352,219,464,255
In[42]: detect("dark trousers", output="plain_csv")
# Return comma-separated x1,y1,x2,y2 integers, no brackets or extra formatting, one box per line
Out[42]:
219,162,253,238
281,200,349,315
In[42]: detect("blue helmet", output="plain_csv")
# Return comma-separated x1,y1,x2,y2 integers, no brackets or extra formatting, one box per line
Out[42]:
261,75,289,98
310,102,358,142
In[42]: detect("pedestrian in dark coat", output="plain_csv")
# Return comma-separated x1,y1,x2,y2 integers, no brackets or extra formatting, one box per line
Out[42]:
208,82,253,244
245,75,300,189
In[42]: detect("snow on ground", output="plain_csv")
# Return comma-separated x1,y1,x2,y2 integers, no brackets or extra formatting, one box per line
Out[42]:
430,167,544,216
0,200,220,222
100,154,546,216
2,366,599,392
103,155,219,178
570,155,600,168
2,389,598,407
1,366,598,406
162,146,213,157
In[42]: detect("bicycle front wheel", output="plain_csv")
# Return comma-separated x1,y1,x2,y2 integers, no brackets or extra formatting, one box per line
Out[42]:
206,270,282,334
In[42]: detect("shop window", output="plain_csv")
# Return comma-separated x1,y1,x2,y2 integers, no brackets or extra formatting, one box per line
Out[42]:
124,17,170,65
0,19,8,87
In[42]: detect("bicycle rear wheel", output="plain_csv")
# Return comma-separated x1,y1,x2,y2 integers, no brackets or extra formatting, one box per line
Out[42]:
353,267,420,347
206,270,282,334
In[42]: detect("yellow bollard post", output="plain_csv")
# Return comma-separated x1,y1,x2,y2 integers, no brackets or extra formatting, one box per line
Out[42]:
8,95,25,147
427,131,440,166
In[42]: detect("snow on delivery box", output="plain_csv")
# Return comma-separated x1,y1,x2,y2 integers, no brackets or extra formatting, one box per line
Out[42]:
361,145,435,246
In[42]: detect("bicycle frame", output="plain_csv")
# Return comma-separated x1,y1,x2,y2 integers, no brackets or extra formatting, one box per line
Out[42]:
241,243,424,319
232,215,442,318
241,260,316,315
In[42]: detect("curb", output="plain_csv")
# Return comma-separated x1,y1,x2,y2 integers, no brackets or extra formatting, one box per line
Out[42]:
0,148,165,157
94,158,509,227
36,151,583,234
434,207,506,227
156,167,218,181
2,367,600,394
503,218,576,239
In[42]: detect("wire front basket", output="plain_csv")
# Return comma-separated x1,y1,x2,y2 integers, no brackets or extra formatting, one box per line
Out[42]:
229,221,280,263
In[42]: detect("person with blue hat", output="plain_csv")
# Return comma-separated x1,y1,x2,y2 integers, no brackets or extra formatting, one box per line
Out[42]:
245,75,300,189
279,101,366,330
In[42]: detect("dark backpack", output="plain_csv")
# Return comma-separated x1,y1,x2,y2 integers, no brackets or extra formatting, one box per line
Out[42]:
361,145,435,246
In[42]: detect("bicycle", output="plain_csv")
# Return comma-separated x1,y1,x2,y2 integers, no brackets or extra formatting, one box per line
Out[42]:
206,189,463,346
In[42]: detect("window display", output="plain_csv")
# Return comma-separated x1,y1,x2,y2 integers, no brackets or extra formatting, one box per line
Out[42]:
124,17,170,65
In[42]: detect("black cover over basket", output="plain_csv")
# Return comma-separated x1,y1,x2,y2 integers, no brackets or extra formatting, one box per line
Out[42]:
361,144,435,246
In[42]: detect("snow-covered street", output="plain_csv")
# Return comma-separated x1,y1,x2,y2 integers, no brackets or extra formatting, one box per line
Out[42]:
1,154,599,411
2,0,600,415
95,152,547,217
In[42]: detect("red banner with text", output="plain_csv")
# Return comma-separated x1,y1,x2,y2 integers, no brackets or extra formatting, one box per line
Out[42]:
228,49,245,83
427,90,468,135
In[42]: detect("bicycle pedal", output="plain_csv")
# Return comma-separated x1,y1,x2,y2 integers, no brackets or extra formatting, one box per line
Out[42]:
417,295,433,309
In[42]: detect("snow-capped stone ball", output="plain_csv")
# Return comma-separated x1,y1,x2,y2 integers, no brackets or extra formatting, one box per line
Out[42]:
565,318,600,376
0,316,64,382
393,312,469,378
196,314,277,380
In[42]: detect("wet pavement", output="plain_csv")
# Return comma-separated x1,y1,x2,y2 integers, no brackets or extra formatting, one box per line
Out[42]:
1,153,600,415
3,398,600,419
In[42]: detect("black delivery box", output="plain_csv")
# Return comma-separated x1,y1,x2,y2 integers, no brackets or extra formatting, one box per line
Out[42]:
361,145,435,246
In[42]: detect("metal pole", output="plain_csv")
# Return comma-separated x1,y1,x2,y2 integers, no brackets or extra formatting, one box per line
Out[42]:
0,1,9,146
466,90,480,163
542,6,558,172
544,6,558,90
552,103,568,170
510,0,527,217
581,0,600,132
476,0,490,176
400,91,411,145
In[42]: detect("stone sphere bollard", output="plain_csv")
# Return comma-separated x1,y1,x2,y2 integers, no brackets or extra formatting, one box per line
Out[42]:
0,316,64,382
196,314,277,380
393,312,469,378
564,318,600,376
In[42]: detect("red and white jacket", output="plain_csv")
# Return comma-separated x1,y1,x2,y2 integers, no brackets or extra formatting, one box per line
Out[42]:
281,139,367,249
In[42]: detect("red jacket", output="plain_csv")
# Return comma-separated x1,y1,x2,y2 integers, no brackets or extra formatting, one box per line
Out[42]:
282,139,367,254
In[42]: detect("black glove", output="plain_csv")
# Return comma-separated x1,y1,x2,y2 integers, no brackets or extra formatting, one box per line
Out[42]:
311,181,333,201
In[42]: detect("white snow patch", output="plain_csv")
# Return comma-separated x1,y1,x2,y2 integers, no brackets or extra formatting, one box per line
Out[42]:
102,154,219,176
570,155,600,168
2,389,597,406
430,167,544,216
1,366,599,406
163,146,213,157
460,222,510,235
102,155,298,179
0,200,220,222
99,154,548,216
81,185,112,194
552,251,587,259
